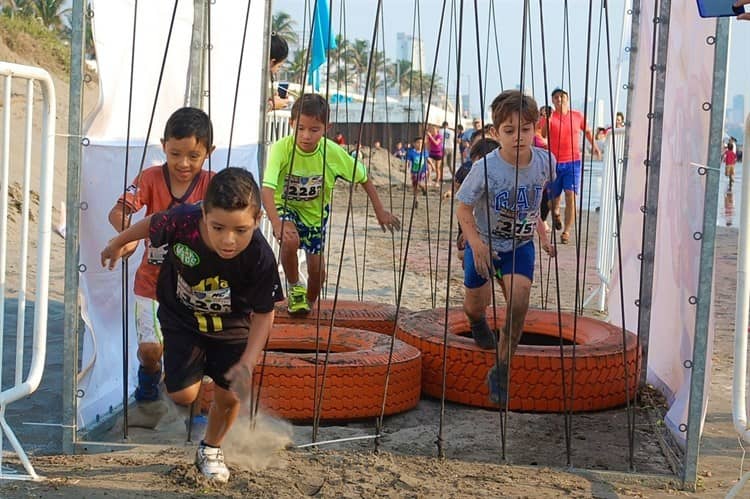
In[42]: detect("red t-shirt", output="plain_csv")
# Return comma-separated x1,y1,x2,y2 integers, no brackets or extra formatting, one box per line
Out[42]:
547,109,586,163
724,149,737,166
117,164,214,299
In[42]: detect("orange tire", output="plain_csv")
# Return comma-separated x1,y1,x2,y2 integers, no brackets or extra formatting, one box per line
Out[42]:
274,299,401,334
254,324,421,421
397,308,641,412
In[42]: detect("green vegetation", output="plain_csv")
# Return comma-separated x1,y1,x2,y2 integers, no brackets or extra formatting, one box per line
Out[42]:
0,12,69,75
0,1,73,77
273,11,443,100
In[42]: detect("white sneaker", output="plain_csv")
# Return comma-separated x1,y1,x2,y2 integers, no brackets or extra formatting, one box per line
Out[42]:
195,442,230,483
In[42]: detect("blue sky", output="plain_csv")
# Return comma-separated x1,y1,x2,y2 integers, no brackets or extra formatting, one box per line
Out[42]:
273,0,750,127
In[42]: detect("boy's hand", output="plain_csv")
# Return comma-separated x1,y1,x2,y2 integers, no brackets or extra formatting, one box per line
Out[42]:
456,232,465,251
273,220,300,247
121,240,139,260
471,239,494,280
226,360,254,404
542,240,556,258
101,240,127,270
376,210,401,232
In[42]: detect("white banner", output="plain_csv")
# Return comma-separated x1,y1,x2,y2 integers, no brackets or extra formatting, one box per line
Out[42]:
78,0,267,430
609,4,717,445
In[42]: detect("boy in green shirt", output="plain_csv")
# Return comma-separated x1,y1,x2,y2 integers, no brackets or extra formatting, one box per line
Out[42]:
262,93,401,314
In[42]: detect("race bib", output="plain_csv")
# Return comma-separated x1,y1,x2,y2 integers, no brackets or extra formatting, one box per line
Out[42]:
284,175,323,201
492,208,536,240
146,243,168,265
175,274,232,314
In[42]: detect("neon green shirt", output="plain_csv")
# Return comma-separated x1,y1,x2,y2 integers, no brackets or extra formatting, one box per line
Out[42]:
263,135,368,227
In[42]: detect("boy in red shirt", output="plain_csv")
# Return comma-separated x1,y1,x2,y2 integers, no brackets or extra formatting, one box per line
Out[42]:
108,107,215,424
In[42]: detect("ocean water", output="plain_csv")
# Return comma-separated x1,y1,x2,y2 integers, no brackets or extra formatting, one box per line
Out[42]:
577,159,739,229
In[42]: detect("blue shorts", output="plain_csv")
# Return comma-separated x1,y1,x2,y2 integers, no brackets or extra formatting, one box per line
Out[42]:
463,241,535,289
548,159,582,197
278,207,329,255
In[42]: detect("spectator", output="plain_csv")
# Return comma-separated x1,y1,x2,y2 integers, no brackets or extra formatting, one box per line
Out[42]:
440,121,455,174
541,88,600,245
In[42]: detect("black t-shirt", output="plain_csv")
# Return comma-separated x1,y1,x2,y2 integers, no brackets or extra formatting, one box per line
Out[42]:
150,203,283,338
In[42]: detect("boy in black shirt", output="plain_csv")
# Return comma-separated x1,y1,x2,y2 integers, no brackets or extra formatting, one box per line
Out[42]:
101,168,283,483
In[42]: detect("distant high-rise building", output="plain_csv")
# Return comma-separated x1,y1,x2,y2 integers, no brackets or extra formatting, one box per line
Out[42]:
733,94,745,124
396,33,425,74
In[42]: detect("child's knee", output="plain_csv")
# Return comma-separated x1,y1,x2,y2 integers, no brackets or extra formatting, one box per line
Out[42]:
138,343,163,366
213,385,239,409
167,382,201,406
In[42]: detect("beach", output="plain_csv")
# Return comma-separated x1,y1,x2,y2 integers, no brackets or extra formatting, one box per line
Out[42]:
0,61,746,497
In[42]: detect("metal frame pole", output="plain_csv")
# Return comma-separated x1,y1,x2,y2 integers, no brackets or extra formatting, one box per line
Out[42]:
635,0,670,389
187,0,207,108
618,0,639,241
682,16,730,491
257,0,274,181
62,0,86,455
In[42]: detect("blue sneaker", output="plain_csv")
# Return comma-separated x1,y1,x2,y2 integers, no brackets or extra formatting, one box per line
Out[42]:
487,363,508,405
134,366,161,402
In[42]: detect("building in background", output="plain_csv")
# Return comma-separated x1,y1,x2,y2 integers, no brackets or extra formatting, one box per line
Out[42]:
396,32,425,73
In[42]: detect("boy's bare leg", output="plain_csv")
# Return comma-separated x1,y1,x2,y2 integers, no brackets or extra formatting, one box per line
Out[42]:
167,380,202,407
464,281,497,349
551,195,562,229
138,343,162,374
563,190,576,237
279,232,300,284
463,281,491,323
487,273,532,405
203,385,240,447
306,253,325,305
498,273,532,361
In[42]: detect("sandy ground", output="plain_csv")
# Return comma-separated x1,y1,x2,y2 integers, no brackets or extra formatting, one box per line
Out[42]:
0,51,746,497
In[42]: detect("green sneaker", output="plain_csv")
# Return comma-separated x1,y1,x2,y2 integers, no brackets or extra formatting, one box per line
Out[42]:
287,284,311,314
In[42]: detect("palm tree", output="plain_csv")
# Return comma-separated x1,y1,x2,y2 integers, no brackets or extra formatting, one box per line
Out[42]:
391,59,412,95
26,0,70,31
364,50,389,98
345,38,370,92
401,70,443,100
285,49,307,85
272,11,298,46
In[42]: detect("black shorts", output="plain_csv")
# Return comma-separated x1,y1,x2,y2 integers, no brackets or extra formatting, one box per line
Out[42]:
162,328,248,392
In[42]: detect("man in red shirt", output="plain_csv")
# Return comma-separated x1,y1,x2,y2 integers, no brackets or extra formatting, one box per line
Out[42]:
541,88,600,244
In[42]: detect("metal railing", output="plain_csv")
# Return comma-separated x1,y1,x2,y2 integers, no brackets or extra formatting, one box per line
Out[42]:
261,109,308,284
0,62,56,481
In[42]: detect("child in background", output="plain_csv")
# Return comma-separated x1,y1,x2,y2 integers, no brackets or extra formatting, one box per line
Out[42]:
262,93,401,314
268,32,290,111
426,124,445,183
101,168,283,483
723,140,737,191
456,90,555,406
393,141,407,161
406,136,430,202
108,107,215,427
454,138,501,262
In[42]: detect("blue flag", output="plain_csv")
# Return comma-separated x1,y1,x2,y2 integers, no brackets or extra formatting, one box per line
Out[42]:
308,0,336,91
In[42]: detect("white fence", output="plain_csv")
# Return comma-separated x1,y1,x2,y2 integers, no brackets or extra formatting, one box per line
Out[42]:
585,127,626,311
262,109,308,284
0,62,56,481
